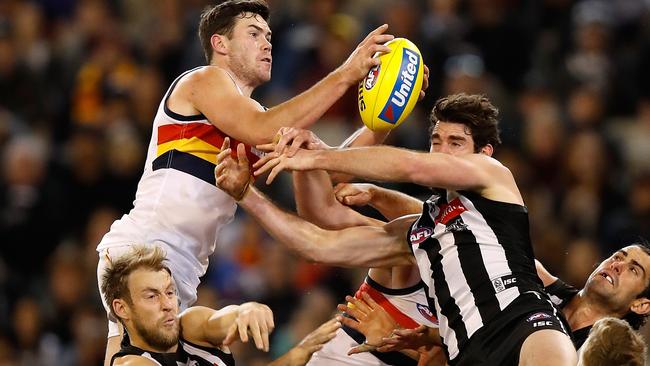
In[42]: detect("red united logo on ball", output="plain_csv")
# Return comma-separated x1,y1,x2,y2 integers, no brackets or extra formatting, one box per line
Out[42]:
364,65,380,90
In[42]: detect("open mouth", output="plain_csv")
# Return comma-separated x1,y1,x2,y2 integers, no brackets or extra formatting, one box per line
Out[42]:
261,57,272,64
600,271,614,285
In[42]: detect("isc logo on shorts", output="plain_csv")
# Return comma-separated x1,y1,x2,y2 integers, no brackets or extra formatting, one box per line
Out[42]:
378,48,420,124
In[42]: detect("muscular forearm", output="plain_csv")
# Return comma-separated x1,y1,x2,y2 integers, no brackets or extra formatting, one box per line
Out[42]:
259,71,351,140
204,305,240,344
331,127,389,183
293,171,378,229
311,146,426,184
241,186,346,265
240,187,412,268
368,186,423,220
293,170,337,223
307,147,484,191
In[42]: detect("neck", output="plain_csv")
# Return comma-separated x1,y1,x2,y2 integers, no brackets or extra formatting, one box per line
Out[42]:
563,290,622,330
211,60,255,97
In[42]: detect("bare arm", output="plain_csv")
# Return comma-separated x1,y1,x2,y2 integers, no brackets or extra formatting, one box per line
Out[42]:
239,186,416,268
180,27,393,146
256,146,522,204
333,183,424,220
535,259,558,287
180,303,274,351
294,170,383,229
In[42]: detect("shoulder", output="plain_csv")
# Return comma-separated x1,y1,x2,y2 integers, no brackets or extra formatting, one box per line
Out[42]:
183,66,231,86
463,153,512,176
463,153,522,204
113,355,160,366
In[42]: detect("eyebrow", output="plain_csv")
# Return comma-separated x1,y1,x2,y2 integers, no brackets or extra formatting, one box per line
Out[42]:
140,283,175,294
632,259,647,278
248,24,272,38
431,133,466,141
616,250,647,277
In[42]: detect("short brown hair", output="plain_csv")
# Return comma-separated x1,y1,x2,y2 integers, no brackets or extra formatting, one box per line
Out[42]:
429,93,502,152
100,245,171,323
198,0,270,63
580,317,646,366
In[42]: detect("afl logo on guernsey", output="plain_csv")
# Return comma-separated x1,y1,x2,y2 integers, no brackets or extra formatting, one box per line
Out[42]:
416,303,437,324
365,65,380,90
378,48,420,124
410,227,433,245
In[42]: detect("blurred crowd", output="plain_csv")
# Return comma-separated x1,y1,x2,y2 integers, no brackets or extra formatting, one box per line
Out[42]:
0,0,649,365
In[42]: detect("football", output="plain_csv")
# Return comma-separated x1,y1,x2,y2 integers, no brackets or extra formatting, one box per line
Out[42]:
358,38,424,131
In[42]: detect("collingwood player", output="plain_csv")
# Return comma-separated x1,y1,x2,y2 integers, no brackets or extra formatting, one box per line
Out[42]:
217,94,577,365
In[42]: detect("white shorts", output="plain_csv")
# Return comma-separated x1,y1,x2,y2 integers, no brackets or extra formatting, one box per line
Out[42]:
306,328,393,366
97,245,198,338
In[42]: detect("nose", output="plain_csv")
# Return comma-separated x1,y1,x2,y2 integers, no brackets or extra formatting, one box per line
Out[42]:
161,293,176,311
610,260,623,274
262,37,272,52
438,143,451,154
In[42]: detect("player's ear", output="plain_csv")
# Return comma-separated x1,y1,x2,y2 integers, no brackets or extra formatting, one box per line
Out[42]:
630,297,650,315
113,299,131,321
211,34,229,55
479,144,493,156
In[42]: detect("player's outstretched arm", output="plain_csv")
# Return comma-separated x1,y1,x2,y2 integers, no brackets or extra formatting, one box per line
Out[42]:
333,183,424,220
180,303,274,352
215,139,415,268
254,145,521,204
187,25,394,146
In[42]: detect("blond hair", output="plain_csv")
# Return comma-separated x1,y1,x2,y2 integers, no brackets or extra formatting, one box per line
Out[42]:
580,317,646,366
100,245,170,322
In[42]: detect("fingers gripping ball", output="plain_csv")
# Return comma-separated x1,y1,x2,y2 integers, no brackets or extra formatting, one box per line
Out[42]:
358,38,424,131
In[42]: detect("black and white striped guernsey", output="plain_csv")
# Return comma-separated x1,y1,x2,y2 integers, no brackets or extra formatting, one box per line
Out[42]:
111,331,235,366
407,190,543,361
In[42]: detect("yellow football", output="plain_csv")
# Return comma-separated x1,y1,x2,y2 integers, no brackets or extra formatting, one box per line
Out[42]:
358,38,424,131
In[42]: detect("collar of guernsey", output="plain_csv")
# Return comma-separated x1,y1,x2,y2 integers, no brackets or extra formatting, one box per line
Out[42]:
153,69,265,185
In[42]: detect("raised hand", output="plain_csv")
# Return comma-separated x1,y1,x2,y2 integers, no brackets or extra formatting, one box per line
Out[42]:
333,183,377,207
223,302,274,352
339,24,394,85
215,137,252,200
335,292,399,355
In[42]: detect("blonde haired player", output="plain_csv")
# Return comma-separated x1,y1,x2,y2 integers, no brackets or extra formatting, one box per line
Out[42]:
96,1,395,364
578,317,646,366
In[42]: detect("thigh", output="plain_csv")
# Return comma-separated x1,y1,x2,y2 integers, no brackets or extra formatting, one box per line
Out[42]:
519,329,576,366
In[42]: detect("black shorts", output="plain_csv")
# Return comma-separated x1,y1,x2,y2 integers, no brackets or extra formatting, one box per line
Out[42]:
451,291,572,366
